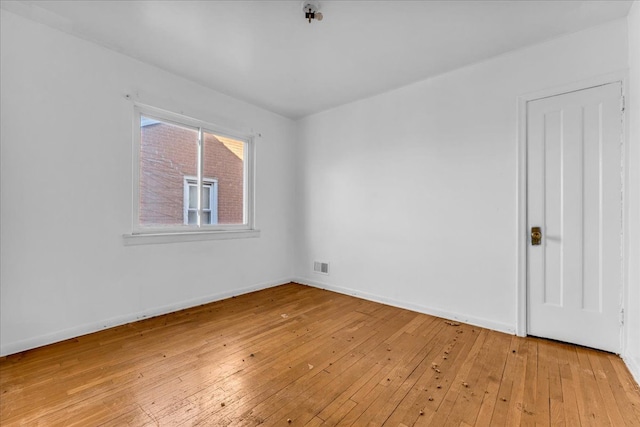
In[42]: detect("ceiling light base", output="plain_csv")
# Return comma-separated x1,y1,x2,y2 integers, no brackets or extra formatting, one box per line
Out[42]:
302,1,323,23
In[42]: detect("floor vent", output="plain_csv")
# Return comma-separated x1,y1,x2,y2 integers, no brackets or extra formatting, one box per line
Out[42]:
313,261,329,275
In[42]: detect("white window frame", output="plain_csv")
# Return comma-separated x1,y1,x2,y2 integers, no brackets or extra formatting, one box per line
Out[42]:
184,177,218,225
124,104,258,245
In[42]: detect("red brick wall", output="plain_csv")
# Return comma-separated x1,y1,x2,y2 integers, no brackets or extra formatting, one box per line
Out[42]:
139,122,244,226
203,132,244,224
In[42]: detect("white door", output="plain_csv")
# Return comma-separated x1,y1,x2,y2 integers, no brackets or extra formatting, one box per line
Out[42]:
527,82,624,353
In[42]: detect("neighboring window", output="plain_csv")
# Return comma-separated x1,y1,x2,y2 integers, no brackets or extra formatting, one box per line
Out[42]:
133,105,254,234
184,178,218,225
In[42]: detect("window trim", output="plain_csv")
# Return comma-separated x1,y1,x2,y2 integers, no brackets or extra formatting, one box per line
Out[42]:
126,103,257,243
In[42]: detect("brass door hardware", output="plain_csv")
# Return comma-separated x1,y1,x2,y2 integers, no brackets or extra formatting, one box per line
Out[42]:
531,227,542,245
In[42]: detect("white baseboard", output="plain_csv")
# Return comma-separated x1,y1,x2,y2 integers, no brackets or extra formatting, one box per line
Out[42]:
0,278,291,357
294,277,516,335
622,354,640,386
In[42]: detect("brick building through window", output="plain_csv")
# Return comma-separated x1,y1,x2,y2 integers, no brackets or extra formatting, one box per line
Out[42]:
139,118,245,227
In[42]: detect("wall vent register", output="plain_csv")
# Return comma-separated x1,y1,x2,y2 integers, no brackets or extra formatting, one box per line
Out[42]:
314,262,329,275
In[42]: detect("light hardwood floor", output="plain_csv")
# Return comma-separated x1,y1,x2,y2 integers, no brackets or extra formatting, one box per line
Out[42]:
1,283,639,426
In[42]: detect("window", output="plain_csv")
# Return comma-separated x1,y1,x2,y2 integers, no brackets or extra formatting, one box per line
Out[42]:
128,104,256,242
184,178,217,225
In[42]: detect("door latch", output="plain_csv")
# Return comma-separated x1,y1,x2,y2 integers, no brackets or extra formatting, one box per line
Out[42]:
531,227,542,245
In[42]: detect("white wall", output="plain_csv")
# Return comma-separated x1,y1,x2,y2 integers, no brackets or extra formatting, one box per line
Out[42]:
625,0,640,383
0,10,296,356
295,19,630,335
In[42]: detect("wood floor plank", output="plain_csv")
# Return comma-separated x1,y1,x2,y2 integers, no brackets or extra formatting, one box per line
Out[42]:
305,416,325,427
384,321,481,426
477,333,515,425
587,351,626,426
535,339,551,426
456,330,511,426
354,324,455,425
221,307,419,425
335,324,448,426
311,311,430,423
414,328,488,426
575,346,611,426
375,320,462,426
518,339,538,427
560,343,603,427
498,337,533,427
462,331,511,427
321,399,358,426
599,355,640,426
542,341,565,427
231,315,419,425
607,354,640,422
440,329,496,426
1,283,638,426
489,335,527,426
555,342,583,427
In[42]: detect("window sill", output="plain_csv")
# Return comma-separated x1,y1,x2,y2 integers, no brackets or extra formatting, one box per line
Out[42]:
123,229,260,246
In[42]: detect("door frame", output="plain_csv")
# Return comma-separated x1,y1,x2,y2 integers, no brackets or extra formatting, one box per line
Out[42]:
516,71,629,351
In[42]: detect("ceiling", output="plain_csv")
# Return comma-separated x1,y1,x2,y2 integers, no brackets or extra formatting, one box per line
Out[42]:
1,0,633,119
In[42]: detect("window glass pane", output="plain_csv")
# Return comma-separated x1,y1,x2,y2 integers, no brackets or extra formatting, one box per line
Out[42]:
201,211,211,224
203,132,245,225
202,185,211,209
188,185,197,209
139,115,198,227
187,210,197,225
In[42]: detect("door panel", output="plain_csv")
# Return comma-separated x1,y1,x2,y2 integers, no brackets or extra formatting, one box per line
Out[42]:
527,83,623,353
